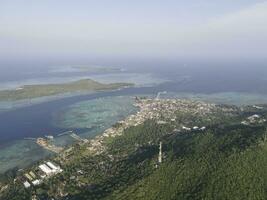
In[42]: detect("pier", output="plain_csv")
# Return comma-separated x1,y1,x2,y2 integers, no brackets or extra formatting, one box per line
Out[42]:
57,130,74,137
70,133,88,143
36,138,63,153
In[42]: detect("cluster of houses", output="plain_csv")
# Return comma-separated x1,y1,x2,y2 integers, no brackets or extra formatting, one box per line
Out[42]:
241,114,266,125
182,126,206,131
22,161,63,189
86,98,215,155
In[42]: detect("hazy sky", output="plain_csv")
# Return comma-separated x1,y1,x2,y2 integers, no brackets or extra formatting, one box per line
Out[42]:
1,0,267,61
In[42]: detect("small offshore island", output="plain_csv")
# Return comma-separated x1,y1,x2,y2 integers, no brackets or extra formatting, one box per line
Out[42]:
0,79,132,101
1,97,267,200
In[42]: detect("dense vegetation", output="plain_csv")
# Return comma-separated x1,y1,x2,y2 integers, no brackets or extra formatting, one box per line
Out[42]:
106,124,267,200
1,104,267,200
69,121,267,200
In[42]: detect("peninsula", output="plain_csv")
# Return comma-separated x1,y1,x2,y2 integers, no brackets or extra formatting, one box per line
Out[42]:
0,79,133,101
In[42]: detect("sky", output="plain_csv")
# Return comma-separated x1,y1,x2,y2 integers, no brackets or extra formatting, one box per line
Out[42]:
0,0,267,62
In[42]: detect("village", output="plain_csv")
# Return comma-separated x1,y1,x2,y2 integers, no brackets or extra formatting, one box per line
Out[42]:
21,161,63,189
18,96,266,191
1,95,267,200
82,97,223,155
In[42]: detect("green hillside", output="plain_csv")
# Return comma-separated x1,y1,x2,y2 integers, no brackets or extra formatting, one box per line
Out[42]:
1,101,267,200
67,104,267,200
67,121,267,200
105,124,267,200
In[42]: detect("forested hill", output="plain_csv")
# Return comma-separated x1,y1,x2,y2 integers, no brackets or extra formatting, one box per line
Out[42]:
69,104,267,200
102,123,267,200
1,101,267,200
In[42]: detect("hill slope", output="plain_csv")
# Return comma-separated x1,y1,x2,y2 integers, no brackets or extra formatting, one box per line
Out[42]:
1,100,267,200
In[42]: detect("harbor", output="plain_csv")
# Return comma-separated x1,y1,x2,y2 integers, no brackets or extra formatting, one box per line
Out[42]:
24,130,88,153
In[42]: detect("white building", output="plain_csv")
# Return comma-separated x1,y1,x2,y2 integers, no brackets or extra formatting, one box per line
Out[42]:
39,164,53,175
32,179,41,186
182,126,191,131
46,162,63,173
200,126,206,131
253,105,263,110
46,162,58,170
23,181,31,188
248,114,260,120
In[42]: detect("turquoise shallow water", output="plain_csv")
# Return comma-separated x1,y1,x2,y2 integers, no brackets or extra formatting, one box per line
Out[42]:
0,96,138,174
1,92,267,174
0,140,53,174
2,63,267,173
52,96,138,143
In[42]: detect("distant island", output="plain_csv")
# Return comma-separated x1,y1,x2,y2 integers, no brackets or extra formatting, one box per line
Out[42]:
50,65,124,73
0,79,133,101
71,65,123,73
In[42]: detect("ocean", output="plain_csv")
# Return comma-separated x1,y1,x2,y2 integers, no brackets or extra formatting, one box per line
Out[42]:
0,60,267,173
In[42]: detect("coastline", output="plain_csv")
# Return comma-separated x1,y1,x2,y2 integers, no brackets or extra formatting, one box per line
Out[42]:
0,95,138,174
35,97,144,155
59,97,218,158
2,90,267,174
1,96,267,199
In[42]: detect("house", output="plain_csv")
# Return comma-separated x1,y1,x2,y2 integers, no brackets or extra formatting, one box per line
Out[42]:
32,179,41,186
39,164,53,175
200,126,206,131
182,126,191,131
23,181,31,188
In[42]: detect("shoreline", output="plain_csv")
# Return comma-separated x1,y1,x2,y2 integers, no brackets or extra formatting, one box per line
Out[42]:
6,97,227,174
1,92,267,174
59,97,217,158
33,97,143,156
0,95,138,174
1,96,267,198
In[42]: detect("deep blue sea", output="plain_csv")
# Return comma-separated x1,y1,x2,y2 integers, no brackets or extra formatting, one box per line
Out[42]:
1,60,267,173
1,61,267,144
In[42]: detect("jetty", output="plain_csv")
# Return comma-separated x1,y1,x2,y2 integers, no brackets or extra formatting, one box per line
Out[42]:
24,137,36,141
70,133,88,143
36,138,63,153
57,130,74,137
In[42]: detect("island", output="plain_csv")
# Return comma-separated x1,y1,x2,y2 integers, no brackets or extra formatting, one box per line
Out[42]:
0,79,133,101
1,97,267,200
50,65,124,73
71,65,123,73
